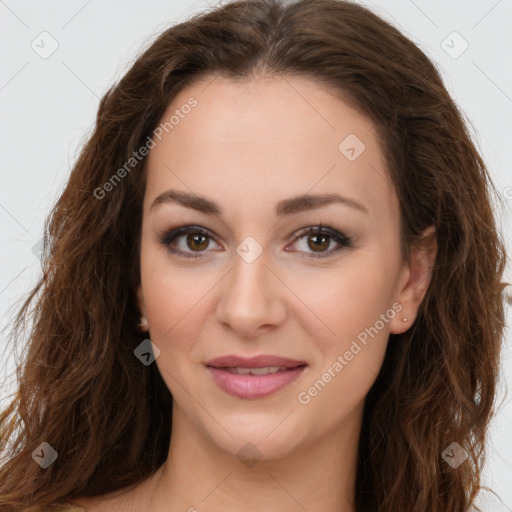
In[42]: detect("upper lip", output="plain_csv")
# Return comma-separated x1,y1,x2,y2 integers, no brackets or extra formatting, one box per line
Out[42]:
205,355,307,369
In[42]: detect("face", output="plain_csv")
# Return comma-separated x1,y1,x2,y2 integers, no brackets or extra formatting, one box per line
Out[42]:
136,73,434,459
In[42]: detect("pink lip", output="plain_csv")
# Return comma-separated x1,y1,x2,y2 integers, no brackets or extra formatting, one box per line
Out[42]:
205,354,307,399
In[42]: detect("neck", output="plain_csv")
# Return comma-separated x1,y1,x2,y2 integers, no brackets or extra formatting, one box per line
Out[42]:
148,402,362,512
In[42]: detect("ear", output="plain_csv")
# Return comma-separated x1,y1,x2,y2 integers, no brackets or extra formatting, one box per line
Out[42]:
390,226,437,334
136,284,150,332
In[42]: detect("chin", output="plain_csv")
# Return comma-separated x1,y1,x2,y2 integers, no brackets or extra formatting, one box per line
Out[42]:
202,413,308,463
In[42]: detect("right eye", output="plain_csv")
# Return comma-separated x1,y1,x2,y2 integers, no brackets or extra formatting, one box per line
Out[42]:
158,225,222,258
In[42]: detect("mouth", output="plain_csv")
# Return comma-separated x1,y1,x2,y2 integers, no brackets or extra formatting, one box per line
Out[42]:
205,355,308,399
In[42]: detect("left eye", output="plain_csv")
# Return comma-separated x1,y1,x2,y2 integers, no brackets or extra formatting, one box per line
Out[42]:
159,224,352,259
288,226,353,257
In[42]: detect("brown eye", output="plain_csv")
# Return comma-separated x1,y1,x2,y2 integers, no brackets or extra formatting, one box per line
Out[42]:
186,233,209,252
287,225,353,258
160,224,352,259
159,226,220,258
307,233,331,252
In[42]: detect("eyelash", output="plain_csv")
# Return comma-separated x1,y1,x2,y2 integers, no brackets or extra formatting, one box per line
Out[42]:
158,223,353,259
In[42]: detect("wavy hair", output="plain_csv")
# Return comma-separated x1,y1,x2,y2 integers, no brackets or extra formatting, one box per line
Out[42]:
0,0,508,510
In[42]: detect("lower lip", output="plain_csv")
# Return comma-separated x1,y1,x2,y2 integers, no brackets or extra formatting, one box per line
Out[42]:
206,366,306,399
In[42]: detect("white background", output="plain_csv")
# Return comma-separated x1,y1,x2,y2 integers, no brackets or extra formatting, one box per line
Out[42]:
0,0,511,510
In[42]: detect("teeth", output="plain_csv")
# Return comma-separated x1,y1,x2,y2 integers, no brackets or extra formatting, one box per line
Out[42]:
225,366,288,375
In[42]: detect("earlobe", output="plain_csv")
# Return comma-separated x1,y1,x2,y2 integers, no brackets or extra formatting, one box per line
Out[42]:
390,226,437,334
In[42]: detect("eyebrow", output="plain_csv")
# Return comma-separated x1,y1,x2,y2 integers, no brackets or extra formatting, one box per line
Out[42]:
150,189,369,216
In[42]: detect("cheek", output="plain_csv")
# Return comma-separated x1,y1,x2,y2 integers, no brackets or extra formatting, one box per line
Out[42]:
143,272,205,347
290,258,397,419
294,263,393,417
293,256,396,348
139,243,220,358
140,264,209,394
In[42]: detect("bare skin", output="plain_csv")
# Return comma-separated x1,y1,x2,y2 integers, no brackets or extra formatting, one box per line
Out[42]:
74,73,437,512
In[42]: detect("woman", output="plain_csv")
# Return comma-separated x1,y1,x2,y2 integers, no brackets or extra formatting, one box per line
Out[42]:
0,0,508,511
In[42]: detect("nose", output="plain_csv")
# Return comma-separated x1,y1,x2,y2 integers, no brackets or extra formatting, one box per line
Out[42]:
215,249,287,339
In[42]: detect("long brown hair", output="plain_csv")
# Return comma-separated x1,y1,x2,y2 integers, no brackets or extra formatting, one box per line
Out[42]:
0,0,508,510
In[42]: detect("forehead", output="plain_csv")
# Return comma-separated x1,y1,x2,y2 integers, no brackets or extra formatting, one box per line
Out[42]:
144,74,396,224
